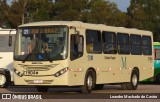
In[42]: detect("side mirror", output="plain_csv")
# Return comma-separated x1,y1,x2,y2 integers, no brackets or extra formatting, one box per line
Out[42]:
70,26,80,44
8,36,12,46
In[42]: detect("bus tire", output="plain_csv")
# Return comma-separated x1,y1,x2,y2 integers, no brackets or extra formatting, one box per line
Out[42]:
81,69,96,93
126,70,139,90
121,83,128,90
155,73,160,84
36,86,49,92
0,69,10,88
94,84,104,90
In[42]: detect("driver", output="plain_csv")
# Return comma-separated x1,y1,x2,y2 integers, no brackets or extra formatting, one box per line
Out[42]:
28,34,48,53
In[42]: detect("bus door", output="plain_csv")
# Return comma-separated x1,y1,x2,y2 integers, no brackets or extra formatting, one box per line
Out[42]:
69,34,84,85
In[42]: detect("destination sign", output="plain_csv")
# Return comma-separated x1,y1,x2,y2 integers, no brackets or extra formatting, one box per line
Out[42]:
22,27,60,35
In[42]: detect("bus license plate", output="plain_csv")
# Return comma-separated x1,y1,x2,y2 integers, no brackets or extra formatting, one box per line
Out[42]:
23,70,38,76
34,79,43,83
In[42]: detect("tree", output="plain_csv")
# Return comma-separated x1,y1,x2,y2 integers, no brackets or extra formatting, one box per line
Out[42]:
26,0,53,22
128,0,160,41
0,0,10,28
52,0,128,27
86,0,128,26
52,0,87,21
8,0,53,28
8,0,28,28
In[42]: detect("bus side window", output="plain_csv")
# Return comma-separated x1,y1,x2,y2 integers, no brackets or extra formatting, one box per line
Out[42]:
142,36,152,55
102,31,117,54
117,33,130,54
70,35,83,61
86,30,102,53
130,34,142,55
0,34,15,52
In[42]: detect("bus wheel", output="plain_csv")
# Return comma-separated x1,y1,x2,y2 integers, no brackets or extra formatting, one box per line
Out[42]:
156,74,160,84
94,84,104,90
127,70,139,90
0,74,7,88
81,69,96,93
0,69,10,88
121,83,128,90
36,86,49,92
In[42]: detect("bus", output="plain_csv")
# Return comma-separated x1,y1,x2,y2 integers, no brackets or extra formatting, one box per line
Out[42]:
153,42,160,84
0,28,16,87
12,21,154,93
141,42,160,83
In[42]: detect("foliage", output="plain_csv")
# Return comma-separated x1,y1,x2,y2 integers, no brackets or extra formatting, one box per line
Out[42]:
0,0,128,28
87,0,128,26
51,0,128,27
2,0,53,28
51,0,87,21
1,0,160,41
0,0,10,28
128,0,160,41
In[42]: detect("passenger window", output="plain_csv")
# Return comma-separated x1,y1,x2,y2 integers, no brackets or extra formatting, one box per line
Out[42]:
0,35,15,52
70,35,83,61
117,33,130,54
142,36,152,55
86,30,102,53
130,34,142,55
102,31,117,54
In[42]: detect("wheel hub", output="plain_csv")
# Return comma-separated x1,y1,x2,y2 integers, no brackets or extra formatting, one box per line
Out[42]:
132,74,137,86
87,75,93,90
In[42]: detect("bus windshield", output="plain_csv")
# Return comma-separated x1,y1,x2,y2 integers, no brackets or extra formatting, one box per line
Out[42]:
14,26,68,61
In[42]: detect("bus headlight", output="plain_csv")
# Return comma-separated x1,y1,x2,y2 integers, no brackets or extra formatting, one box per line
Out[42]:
14,69,23,77
53,67,68,77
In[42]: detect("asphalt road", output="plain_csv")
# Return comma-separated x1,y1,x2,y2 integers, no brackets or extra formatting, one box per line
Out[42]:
0,83,160,102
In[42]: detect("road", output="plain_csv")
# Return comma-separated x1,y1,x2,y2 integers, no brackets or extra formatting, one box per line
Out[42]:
0,83,160,102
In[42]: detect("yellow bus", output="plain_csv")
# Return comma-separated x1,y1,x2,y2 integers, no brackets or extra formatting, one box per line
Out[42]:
12,21,154,93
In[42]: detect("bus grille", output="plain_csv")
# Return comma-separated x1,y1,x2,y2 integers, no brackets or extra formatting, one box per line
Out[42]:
18,64,59,71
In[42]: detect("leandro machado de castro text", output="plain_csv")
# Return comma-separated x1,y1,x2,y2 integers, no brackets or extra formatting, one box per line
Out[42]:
110,94,158,99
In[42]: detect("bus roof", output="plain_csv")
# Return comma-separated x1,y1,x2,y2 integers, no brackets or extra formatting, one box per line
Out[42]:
19,21,152,36
0,28,16,35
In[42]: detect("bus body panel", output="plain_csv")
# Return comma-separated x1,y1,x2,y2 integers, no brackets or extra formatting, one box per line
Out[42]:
0,29,16,85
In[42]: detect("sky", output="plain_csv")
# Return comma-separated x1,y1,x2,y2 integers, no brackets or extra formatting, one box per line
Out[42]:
108,0,131,12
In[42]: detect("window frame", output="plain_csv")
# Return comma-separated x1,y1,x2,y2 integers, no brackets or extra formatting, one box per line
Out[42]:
0,34,15,52
70,34,84,61
130,34,142,55
85,29,102,54
102,31,117,54
117,33,130,54
142,35,152,55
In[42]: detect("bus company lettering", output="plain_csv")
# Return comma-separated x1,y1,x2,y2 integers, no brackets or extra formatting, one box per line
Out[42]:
148,57,153,63
104,56,116,60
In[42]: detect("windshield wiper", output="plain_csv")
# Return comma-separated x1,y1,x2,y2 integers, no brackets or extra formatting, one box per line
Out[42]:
22,53,32,63
22,47,38,63
22,51,53,63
